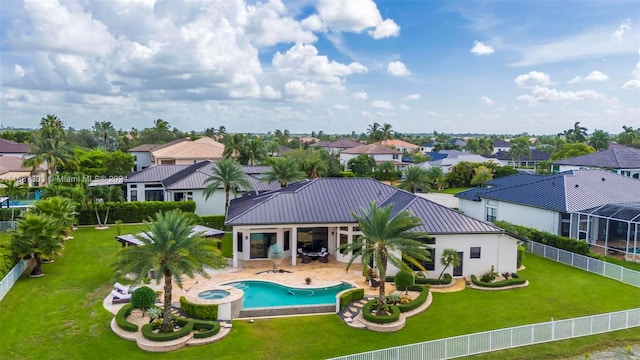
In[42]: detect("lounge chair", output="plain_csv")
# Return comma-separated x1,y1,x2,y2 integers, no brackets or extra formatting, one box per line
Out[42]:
301,253,313,264
111,289,132,304
297,248,305,257
318,249,329,263
369,279,380,289
114,282,131,294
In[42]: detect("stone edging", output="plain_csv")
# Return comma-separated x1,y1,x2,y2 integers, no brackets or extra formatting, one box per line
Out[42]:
468,280,529,291
354,292,433,332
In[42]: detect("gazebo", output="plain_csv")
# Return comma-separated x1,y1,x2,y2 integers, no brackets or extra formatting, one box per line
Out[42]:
116,224,225,248
573,203,640,262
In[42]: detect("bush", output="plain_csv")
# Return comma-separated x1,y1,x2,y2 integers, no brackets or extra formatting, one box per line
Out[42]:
76,201,196,225
180,296,218,320
394,270,415,293
115,303,138,332
471,274,527,288
339,288,365,311
517,245,525,268
495,220,590,256
361,299,401,324
479,266,498,283
197,215,228,231
131,286,157,310
396,285,429,313
141,318,194,342
192,320,221,339
386,273,451,286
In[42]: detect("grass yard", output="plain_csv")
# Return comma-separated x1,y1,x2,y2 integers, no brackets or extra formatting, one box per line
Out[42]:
0,227,639,360
437,187,471,195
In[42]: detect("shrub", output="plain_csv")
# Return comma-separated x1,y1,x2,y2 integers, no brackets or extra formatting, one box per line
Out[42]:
361,299,401,324
386,273,451,286
501,272,511,279
396,285,429,313
471,274,527,288
479,266,498,283
197,215,228,231
339,288,365,311
115,303,138,332
141,318,194,342
180,296,218,320
394,270,415,293
76,201,196,225
511,273,520,278
495,220,590,255
517,245,525,268
192,320,221,339
131,286,157,310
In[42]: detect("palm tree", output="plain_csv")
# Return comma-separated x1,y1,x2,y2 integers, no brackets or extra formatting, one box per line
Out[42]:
565,122,588,143
380,123,394,142
508,142,531,168
367,122,382,144
111,210,226,333
93,121,118,150
204,158,252,213
153,119,170,132
39,114,65,142
588,130,610,151
222,133,247,159
87,186,124,227
0,179,28,221
398,166,431,193
438,248,461,279
239,137,267,165
30,196,78,238
424,166,445,191
11,213,64,277
470,165,493,186
302,156,327,179
338,201,431,315
263,157,305,188
617,126,638,145
23,137,76,178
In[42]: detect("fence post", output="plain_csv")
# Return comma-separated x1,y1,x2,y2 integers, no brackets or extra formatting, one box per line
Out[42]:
551,318,555,340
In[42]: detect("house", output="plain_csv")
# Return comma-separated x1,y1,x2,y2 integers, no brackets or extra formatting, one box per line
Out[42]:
377,139,420,154
129,139,189,171
492,140,512,153
0,138,32,158
340,144,408,170
419,139,467,153
551,144,640,179
225,177,519,278
123,160,279,215
0,156,47,187
129,137,225,171
493,149,550,168
320,138,362,155
455,170,640,244
418,151,505,173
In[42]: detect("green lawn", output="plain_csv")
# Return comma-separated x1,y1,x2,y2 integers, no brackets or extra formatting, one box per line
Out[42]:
437,187,471,195
0,227,639,360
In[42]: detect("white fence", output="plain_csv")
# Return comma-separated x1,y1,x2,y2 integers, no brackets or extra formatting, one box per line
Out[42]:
527,242,640,288
0,221,16,232
0,259,29,302
329,308,640,360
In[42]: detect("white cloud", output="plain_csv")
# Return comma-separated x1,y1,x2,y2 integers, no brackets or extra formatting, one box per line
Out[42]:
387,61,410,76
480,96,495,105
333,104,349,110
370,19,400,39
613,18,631,41
360,110,373,118
517,86,601,103
313,0,400,39
514,71,551,86
351,91,368,100
245,0,317,47
372,100,394,109
426,110,437,117
623,61,640,89
399,104,410,110
470,41,495,55
404,93,420,100
567,70,610,84
283,80,323,101
261,85,282,99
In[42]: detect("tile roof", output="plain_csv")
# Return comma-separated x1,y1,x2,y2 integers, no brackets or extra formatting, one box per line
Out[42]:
342,144,401,155
493,149,551,161
226,178,503,234
152,140,224,160
492,140,512,147
0,138,31,153
551,144,640,169
377,139,419,149
0,156,46,174
129,138,189,152
125,165,191,183
328,138,362,148
455,169,640,212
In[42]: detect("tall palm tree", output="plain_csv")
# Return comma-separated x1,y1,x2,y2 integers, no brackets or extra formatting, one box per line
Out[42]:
508,142,531,168
39,114,65,142
239,137,267,165
222,133,247,159
204,158,252,213
566,122,588,143
398,166,431,193
11,213,64,277
23,137,76,178
263,157,305,188
424,166,445,191
111,210,226,333
0,179,28,221
367,122,382,144
338,202,431,315
380,123,394,142
588,130,610,151
617,126,638,145
470,165,493,186
93,121,118,150
30,196,78,238
302,156,327,179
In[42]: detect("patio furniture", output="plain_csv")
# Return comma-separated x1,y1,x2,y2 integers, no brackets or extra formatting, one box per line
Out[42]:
111,289,132,304
301,253,313,264
114,282,132,294
297,248,305,257
318,249,329,263
369,278,380,289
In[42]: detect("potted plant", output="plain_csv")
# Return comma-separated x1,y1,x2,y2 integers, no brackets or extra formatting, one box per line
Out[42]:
305,277,312,285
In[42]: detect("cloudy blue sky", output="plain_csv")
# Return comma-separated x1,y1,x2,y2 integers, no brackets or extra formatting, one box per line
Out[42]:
1,0,638,135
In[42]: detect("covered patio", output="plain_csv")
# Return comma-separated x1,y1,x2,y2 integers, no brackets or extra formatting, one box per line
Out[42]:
573,203,640,262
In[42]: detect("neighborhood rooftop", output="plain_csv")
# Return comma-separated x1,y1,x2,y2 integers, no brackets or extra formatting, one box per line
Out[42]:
551,144,640,169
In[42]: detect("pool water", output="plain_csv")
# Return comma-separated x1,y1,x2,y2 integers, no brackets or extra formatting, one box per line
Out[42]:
224,280,354,309
198,289,230,300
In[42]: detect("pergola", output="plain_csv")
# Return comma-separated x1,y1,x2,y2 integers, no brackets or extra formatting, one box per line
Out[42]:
116,224,225,247
573,203,640,262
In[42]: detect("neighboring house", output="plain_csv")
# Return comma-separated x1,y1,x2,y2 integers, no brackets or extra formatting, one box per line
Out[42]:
377,139,420,154
321,138,362,155
123,160,279,215
551,144,640,179
492,140,512,154
0,138,32,158
129,138,189,171
419,141,437,153
493,149,551,168
129,137,225,171
0,156,47,187
418,151,505,173
455,170,640,242
419,139,467,153
225,177,519,278
340,144,407,170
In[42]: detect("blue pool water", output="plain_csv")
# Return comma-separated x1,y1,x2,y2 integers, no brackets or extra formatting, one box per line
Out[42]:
198,289,230,300
223,280,354,309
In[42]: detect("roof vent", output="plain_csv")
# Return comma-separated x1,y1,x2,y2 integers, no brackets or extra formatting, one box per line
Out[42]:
601,177,605,181
575,184,579,188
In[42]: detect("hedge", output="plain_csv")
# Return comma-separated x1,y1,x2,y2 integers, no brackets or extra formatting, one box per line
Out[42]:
0,208,27,221
339,288,365,311
192,320,221,339
141,319,194,342
495,220,590,255
362,299,401,324
470,274,527,288
180,296,218,320
197,215,228,231
396,285,429,313
385,273,452,286
77,201,196,225
115,303,138,332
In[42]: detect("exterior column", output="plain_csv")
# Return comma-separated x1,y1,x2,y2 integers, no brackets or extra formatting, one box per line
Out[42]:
291,226,298,266
232,227,238,268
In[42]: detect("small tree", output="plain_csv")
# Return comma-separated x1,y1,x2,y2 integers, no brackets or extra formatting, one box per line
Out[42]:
438,249,461,279
0,179,28,222
131,286,157,312
11,213,64,277
394,270,415,295
268,243,284,272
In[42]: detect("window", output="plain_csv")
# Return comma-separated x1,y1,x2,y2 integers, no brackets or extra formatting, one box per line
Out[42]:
249,233,277,259
422,237,436,245
392,154,399,160
236,232,243,252
130,190,138,201
339,234,348,254
145,190,164,201
284,231,290,251
560,212,571,237
407,248,435,271
470,247,481,259
486,200,497,222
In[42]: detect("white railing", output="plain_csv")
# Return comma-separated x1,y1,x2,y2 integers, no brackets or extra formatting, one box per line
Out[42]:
329,308,640,360
527,242,640,288
0,259,29,302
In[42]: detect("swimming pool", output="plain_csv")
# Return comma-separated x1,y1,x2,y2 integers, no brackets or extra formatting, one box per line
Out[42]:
223,280,354,309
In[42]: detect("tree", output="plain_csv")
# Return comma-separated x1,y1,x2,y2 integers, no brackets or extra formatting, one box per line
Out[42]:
508,139,531,168
238,137,267,165
562,121,588,143
380,123,394,142
425,166,445,191
470,165,493,186
11,213,64,277
347,154,376,177
39,114,65,142
87,186,124,227
617,126,638,146
438,249,461,279
203,158,251,213
263,157,305,188
30,196,77,238
366,122,382,144
551,143,596,161
221,133,247,159
445,161,476,187
0,179,28,221
92,121,118,150
23,136,76,178
337,202,431,315
588,130,610,151
373,161,398,182
111,210,226,333
302,156,327,179
398,166,431,193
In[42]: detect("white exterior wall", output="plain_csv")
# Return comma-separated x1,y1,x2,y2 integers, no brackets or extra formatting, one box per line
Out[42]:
131,151,152,171
457,199,485,220
190,189,226,216
496,201,560,234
